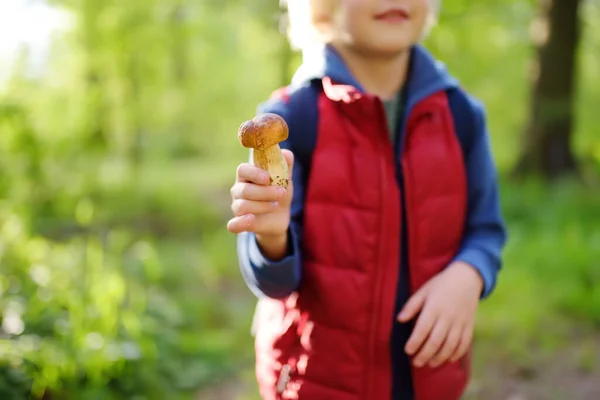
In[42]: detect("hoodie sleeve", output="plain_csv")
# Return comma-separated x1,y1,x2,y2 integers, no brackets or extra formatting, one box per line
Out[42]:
452,100,508,299
236,99,306,299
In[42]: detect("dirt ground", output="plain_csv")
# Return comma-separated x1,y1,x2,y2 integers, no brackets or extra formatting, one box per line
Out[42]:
466,336,600,400
196,336,600,400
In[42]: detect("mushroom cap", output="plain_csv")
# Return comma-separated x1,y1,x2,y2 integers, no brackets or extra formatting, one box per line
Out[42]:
238,113,289,150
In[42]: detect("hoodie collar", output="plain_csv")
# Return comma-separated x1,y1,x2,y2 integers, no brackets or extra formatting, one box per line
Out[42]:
291,44,459,107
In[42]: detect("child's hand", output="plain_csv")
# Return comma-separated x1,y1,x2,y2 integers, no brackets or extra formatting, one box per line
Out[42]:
397,261,483,369
227,149,294,260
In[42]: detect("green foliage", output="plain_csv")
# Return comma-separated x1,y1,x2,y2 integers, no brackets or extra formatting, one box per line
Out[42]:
0,3,265,396
477,179,600,349
501,179,600,326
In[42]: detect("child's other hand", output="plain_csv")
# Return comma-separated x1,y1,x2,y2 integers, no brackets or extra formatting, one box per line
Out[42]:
227,150,294,259
397,261,483,369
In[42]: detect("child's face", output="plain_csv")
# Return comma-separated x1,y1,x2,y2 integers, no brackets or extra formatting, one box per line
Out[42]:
330,0,431,56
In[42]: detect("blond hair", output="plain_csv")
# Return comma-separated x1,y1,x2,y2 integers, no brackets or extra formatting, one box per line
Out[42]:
284,0,440,51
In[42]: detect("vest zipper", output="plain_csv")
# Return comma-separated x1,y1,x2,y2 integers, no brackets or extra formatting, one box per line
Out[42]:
367,99,401,399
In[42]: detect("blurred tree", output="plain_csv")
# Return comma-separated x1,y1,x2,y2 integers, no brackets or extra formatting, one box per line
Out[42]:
80,0,108,150
169,1,188,83
242,0,294,86
516,0,583,179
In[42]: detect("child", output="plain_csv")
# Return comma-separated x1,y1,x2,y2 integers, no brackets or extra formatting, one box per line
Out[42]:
227,0,507,399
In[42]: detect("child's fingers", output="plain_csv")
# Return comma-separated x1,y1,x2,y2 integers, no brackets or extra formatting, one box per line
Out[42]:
428,325,462,368
236,163,270,185
226,214,255,234
404,306,436,356
449,324,473,363
413,318,449,367
231,199,279,217
235,150,294,185
226,213,286,237
231,182,286,202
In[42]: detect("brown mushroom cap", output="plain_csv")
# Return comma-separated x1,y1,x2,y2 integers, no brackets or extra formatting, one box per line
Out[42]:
238,113,289,150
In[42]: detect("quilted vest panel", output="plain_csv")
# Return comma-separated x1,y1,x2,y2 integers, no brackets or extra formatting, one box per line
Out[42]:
254,80,468,400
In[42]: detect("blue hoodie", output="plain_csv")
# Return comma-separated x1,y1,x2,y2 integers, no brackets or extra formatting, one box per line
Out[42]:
237,44,507,399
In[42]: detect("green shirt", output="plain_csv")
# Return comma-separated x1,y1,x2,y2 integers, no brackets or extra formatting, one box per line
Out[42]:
382,89,405,141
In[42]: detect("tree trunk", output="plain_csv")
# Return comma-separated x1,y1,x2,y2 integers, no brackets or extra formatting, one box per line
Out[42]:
515,0,582,180
171,2,188,83
279,1,293,86
82,0,108,150
127,55,144,171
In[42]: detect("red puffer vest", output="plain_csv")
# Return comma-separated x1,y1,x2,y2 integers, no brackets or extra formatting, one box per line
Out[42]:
254,77,469,400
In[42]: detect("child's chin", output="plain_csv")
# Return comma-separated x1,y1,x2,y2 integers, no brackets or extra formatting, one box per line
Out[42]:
370,41,414,57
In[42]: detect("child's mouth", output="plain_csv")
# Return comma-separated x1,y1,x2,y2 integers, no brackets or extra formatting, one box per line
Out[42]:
374,8,410,23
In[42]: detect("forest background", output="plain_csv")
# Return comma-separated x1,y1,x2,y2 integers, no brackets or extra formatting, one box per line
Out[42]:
0,0,599,399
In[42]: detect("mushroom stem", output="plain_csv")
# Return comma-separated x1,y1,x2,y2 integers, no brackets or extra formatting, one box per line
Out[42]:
251,145,289,189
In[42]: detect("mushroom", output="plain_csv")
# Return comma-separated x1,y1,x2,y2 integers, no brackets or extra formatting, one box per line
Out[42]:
238,113,290,189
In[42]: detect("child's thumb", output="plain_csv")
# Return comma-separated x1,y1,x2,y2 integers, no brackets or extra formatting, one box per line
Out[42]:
281,149,294,175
